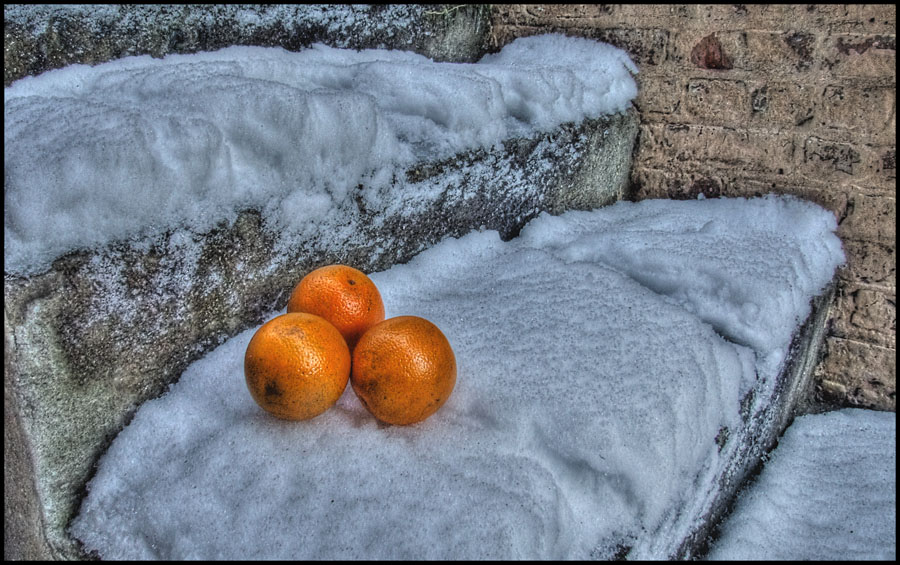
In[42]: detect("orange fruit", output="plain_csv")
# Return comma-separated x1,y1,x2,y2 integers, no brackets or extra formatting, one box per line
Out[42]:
286,264,385,351
244,312,351,421
351,316,457,426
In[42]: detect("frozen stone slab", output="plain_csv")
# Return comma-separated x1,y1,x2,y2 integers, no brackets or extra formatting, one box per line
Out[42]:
4,4,493,85
68,196,845,559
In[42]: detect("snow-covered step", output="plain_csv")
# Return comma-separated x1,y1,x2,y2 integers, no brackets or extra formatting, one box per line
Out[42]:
65,196,846,559
4,35,639,559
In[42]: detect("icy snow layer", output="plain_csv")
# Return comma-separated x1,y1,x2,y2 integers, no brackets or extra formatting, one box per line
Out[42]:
709,408,896,560
69,196,844,560
3,34,637,276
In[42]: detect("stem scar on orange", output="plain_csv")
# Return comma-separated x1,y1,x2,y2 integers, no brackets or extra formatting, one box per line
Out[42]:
244,312,350,421
286,264,385,351
351,316,457,426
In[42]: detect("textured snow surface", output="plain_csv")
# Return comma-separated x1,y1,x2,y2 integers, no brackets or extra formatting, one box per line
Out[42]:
709,408,896,560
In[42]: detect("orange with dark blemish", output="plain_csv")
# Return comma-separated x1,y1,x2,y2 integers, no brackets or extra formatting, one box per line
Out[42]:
286,264,385,351
244,312,350,421
351,316,456,426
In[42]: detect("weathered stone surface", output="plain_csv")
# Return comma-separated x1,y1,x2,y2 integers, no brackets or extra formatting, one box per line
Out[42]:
746,81,819,128
817,84,895,145
800,135,865,178
823,33,897,78
733,30,816,73
841,239,896,287
798,140,894,189
4,4,493,86
683,78,749,123
636,123,796,176
838,193,896,244
831,284,896,348
628,168,853,219
633,76,683,116
4,109,639,560
579,26,670,67
816,337,897,411
4,331,53,561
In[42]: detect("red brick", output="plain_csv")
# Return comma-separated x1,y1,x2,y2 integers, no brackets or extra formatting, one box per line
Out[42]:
690,34,733,69
668,30,747,71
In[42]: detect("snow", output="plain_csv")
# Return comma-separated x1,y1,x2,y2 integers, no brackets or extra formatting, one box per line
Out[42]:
4,33,637,276
66,195,865,560
4,26,889,560
708,408,896,560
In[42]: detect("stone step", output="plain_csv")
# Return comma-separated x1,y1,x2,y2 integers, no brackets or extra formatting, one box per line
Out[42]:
4,4,836,561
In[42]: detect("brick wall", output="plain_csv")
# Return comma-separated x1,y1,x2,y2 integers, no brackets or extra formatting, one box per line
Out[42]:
491,4,895,411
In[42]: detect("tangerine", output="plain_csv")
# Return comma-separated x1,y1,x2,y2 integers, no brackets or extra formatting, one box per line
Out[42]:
351,316,457,426
286,264,385,351
244,312,350,421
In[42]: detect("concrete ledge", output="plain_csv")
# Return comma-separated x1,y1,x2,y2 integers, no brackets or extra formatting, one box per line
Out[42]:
4,109,639,560
4,4,492,85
